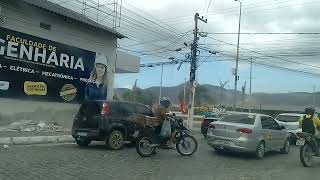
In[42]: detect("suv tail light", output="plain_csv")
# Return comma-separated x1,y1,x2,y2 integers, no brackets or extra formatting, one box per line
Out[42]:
101,102,110,116
208,124,215,129
237,128,253,134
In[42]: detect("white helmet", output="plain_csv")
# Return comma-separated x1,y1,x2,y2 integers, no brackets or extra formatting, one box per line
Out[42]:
95,53,108,67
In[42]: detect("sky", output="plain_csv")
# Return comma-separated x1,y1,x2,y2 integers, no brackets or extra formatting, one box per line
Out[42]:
55,0,320,93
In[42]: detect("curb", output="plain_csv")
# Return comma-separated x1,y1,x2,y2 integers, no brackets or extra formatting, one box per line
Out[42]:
0,135,74,145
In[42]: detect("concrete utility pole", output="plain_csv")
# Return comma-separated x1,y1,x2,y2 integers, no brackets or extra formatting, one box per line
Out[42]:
183,78,186,103
159,63,164,104
188,13,207,130
249,58,253,113
233,0,242,110
313,85,316,107
219,81,228,107
241,81,246,111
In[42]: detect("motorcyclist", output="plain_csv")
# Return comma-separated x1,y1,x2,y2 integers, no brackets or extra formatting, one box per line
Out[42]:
299,106,320,154
299,106,320,135
153,97,177,148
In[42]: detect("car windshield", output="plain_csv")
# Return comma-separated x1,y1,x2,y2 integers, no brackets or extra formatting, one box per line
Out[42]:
276,115,301,122
219,114,256,125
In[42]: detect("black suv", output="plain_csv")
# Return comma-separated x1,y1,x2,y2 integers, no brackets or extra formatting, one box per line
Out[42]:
72,100,154,150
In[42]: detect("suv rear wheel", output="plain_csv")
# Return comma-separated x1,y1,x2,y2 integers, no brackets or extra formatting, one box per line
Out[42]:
107,130,124,150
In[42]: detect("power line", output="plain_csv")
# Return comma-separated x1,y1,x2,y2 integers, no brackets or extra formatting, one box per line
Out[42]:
55,0,193,55
198,46,320,77
162,0,293,22
207,32,320,35
164,0,320,25
59,0,189,46
205,36,320,70
201,0,212,31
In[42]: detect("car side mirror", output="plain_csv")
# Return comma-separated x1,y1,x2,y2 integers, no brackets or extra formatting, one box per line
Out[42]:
280,125,286,130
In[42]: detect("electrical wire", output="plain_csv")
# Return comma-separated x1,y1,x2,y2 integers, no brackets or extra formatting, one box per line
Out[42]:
205,36,320,69
198,46,320,77
165,0,320,26
53,1,191,54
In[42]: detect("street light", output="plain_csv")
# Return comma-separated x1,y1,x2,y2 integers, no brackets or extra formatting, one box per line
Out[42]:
233,0,242,111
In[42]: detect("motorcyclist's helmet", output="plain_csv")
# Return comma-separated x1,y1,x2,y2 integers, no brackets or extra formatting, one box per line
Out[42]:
160,97,171,109
305,106,315,115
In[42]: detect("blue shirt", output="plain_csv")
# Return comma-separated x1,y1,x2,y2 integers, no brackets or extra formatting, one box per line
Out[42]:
85,82,107,100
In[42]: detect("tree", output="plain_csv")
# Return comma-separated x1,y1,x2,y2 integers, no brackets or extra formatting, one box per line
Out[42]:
122,88,157,107
178,85,214,106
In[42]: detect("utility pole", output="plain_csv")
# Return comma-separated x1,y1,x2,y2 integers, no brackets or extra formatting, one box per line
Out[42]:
219,81,228,107
183,78,186,103
159,63,164,104
313,85,316,107
233,0,242,110
249,58,253,113
188,13,207,130
241,81,246,111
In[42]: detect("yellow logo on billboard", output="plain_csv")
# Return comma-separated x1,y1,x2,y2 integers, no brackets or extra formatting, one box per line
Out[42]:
24,81,47,95
60,84,77,102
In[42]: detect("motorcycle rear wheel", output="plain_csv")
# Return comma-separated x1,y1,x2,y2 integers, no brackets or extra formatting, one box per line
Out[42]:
300,143,314,167
176,135,198,156
136,136,156,158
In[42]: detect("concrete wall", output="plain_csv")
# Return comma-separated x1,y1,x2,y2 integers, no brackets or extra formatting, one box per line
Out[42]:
0,0,119,128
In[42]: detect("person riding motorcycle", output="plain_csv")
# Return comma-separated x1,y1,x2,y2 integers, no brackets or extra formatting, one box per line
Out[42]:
299,106,320,135
153,97,177,148
299,106,320,154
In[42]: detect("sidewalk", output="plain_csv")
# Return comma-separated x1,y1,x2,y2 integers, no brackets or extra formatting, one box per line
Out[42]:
0,121,201,145
0,130,74,145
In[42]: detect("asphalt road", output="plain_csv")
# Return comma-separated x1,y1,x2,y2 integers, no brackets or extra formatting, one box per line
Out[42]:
0,135,319,180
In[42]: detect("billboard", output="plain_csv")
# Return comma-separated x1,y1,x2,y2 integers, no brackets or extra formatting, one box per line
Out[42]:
0,27,105,103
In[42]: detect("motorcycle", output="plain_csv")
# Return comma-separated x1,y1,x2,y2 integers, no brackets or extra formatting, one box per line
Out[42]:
135,113,198,157
296,132,320,167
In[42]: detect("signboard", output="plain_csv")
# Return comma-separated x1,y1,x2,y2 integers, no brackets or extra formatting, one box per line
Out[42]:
0,27,101,103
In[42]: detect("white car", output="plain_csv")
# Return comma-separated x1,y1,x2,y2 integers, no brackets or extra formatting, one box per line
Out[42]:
275,113,304,144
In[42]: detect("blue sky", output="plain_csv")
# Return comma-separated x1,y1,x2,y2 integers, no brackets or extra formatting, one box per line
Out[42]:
115,59,320,93
112,0,320,93
55,0,320,93
54,0,320,93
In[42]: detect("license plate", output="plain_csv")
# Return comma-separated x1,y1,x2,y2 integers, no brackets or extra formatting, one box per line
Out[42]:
216,140,231,146
133,130,139,138
296,138,305,146
77,132,87,136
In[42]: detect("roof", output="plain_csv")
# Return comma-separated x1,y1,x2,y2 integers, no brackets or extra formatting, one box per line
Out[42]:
21,0,125,38
242,104,319,112
276,113,304,117
225,111,262,116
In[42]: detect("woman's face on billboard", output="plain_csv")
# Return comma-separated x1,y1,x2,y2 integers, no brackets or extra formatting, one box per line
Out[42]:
96,64,106,78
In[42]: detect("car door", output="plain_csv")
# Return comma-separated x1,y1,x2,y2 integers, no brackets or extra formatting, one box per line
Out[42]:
268,117,285,149
260,116,273,151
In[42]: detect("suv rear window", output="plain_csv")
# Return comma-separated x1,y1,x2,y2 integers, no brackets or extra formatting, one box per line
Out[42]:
79,101,101,117
109,102,134,115
276,115,301,122
220,114,256,125
136,105,153,116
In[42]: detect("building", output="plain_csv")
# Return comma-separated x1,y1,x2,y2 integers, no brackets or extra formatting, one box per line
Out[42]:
0,0,139,128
